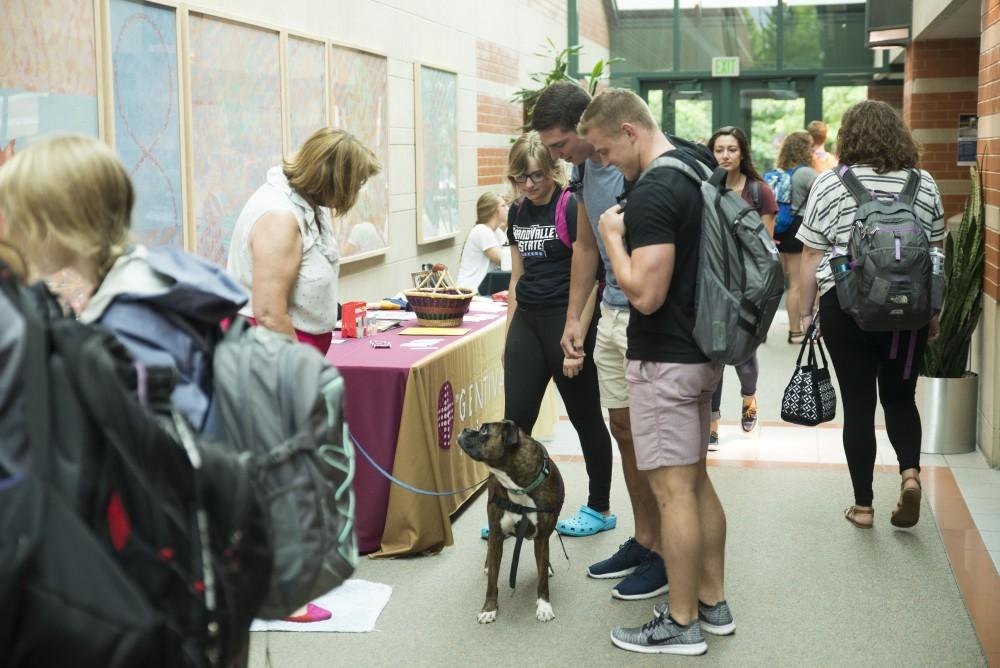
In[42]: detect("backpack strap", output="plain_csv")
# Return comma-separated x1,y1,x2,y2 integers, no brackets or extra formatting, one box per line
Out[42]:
835,165,873,205
637,154,712,186
748,179,761,211
554,188,573,248
899,169,922,206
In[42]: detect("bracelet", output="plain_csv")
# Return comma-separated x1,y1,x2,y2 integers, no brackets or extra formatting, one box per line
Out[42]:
799,313,813,319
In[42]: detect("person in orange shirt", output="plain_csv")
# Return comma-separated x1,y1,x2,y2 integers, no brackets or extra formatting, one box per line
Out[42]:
807,120,838,172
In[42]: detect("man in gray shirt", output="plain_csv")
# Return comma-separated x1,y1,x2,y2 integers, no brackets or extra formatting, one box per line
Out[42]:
533,82,667,600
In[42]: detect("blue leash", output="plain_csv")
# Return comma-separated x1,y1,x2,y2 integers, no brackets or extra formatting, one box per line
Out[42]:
349,431,490,497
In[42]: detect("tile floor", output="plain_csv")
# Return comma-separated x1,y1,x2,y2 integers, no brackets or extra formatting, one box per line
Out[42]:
544,417,1000,575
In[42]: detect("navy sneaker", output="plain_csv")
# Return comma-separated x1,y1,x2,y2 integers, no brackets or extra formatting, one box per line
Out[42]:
611,551,669,600
654,599,736,636
587,537,651,579
610,613,707,655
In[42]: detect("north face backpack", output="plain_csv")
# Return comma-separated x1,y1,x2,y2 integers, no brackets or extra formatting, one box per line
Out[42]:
832,166,933,332
638,156,785,366
763,165,803,234
0,273,271,668
212,318,357,619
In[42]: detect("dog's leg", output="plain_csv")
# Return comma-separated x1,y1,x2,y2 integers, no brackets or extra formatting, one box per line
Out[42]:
533,526,554,622
479,511,503,624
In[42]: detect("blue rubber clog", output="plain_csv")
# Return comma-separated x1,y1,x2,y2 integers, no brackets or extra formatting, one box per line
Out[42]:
556,505,617,537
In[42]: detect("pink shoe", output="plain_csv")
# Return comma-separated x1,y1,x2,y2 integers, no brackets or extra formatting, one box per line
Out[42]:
284,603,332,623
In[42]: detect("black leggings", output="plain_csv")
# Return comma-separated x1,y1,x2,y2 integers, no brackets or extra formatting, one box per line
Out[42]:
819,290,928,506
504,305,612,512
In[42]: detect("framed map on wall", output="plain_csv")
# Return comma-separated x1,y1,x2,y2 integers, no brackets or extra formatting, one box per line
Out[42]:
188,13,283,266
329,43,389,261
414,63,458,244
109,0,184,249
286,35,327,153
1,0,100,312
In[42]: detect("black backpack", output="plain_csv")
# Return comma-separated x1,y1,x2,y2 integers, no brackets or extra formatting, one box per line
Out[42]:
0,273,271,668
833,167,934,332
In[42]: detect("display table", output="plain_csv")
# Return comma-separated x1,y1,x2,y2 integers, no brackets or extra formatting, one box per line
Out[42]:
327,305,554,557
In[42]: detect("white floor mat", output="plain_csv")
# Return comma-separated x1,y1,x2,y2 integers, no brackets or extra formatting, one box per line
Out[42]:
250,579,392,633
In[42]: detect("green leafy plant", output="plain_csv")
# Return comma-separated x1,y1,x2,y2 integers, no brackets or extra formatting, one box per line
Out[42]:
922,165,986,378
511,39,623,133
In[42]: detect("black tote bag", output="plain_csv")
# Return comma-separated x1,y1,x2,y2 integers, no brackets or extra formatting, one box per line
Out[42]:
780,327,837,426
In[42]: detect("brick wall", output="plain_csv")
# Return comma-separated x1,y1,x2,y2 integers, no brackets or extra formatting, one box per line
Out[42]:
476,147,509,187
983,0,1000,303
978,0,999,468
476,94,522,135
867,84,903,113
475,40,522,187
579,0,610,49
476,39,518,86
903,37,981,221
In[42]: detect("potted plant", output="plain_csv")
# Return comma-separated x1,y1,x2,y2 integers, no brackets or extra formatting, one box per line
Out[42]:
917,165,986,454
511,39,622,132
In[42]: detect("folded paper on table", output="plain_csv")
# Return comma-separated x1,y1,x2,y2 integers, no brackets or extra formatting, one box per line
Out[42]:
399,327,469,336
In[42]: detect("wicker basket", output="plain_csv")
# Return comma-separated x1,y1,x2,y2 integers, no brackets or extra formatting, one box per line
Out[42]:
404,266,476,327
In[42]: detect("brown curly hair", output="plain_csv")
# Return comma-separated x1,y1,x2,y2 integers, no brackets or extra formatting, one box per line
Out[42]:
777,131,814,170
835,100,920,173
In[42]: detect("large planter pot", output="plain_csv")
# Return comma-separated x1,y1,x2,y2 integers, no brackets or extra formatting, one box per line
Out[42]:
916,373,979,455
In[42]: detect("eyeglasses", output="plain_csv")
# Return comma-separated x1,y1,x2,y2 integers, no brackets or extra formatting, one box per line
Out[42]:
512,170,547,185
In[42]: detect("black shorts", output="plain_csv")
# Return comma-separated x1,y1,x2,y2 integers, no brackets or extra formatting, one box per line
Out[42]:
774,215,804,254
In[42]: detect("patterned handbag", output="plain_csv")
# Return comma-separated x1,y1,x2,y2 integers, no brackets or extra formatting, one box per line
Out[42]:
780,326,837,426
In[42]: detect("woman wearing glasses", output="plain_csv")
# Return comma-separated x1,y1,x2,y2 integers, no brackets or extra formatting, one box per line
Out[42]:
705,126,777,446
498,132,615,538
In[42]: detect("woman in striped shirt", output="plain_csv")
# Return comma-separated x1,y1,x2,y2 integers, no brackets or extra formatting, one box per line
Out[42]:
797,100,945,530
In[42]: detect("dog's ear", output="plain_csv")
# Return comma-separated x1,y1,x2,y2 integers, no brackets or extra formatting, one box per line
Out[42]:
501,419,520,448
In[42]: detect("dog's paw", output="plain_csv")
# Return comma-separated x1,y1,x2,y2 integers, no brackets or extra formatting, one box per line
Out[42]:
477,609,498,624
535,599,555,622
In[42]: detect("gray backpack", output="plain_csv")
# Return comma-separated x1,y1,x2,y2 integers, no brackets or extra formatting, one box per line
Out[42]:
833,167,933,332
212,320,357,619
637,156,784,366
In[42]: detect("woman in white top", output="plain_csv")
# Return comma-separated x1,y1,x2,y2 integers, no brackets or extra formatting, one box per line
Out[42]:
228,128,380,356
798,100,945,530
456,191,508,292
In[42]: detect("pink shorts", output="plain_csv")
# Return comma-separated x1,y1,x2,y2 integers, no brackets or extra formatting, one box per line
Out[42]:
625,360,722,469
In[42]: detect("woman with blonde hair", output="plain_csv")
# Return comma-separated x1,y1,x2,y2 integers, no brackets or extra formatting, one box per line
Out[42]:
228,127,380,356
0,134,246,433
456,191,509,292
774,130,819,343
497,131,615,540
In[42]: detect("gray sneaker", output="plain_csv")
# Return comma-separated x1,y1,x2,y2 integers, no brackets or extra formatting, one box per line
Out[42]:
610,613,707,655
653,599,736,636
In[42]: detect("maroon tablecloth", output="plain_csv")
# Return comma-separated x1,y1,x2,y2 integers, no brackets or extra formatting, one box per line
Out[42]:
326,314,503,553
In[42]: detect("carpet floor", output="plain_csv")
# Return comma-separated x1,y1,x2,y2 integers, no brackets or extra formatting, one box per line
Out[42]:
249,462,985,667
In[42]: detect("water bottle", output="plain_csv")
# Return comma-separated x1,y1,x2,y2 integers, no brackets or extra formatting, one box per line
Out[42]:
930,247,945,313
830,252,857,310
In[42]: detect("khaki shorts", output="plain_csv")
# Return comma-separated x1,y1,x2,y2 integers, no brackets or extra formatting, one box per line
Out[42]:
626,359,722,469
594,304,630,409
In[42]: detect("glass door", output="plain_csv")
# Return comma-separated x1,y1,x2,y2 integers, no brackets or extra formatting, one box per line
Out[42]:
735,80,808,173
644,82,716,143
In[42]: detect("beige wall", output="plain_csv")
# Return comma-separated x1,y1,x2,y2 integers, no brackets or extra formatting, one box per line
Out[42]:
186,0,585,302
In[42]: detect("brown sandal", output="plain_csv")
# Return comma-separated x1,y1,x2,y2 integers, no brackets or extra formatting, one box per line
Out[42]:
844,505,874,528
891,473,922,528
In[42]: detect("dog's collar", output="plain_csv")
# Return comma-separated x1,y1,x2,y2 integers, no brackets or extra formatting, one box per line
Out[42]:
507,454,551,496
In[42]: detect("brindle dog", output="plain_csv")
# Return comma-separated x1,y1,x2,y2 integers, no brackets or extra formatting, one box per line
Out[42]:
457,419,564,623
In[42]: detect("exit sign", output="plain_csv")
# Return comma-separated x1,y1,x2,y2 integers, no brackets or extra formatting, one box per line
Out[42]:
712,57,740,77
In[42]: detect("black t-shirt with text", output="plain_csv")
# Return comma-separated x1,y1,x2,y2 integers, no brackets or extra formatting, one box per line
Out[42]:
507,187,578,307
623,141,712,363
